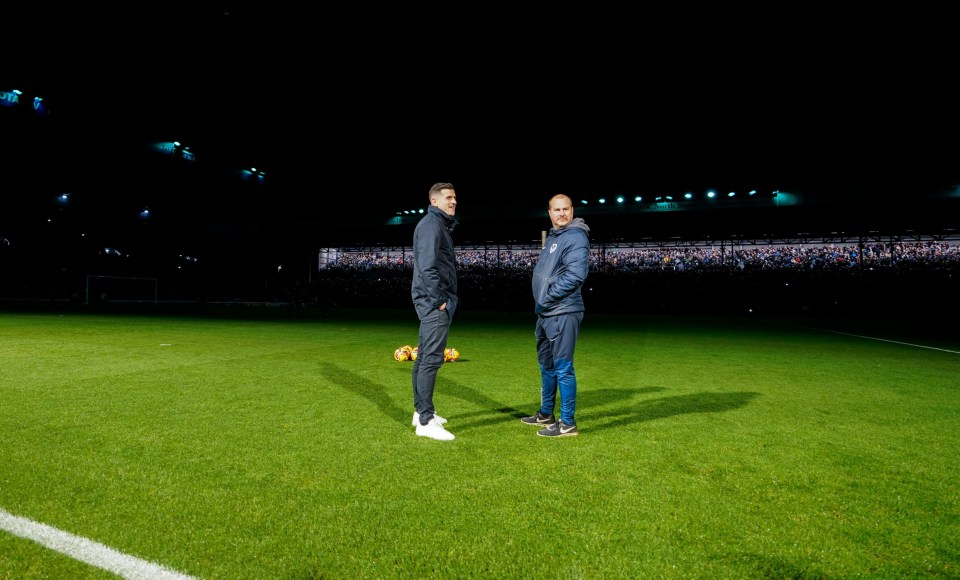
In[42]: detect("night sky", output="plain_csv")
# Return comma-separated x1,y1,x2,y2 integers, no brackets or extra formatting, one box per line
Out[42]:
6,6,959,250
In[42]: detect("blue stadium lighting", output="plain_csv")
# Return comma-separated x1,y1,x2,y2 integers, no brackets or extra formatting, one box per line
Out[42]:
684,193,693,200
419,209,424,213
598,198,606,204
727,191,736,197
580,199,588,205
139,208,151,219
749,190,757,196
665,195,673,201
57,193,71,205
707,191,716,198
0,89,21,108
616,196,624,203
634,196,642,202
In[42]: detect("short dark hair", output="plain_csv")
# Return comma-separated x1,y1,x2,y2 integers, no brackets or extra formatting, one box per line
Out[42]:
429,182,454,199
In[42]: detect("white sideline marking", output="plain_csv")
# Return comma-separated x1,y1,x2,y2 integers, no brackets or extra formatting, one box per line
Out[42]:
819,330,960,354
0,508,196,580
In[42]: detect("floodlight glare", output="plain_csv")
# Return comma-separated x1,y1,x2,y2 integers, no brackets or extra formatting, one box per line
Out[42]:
616,196,624,203
598,198,606,204
634,196,642,202
727,192,736,197
684,193,692,200
707,191,716,198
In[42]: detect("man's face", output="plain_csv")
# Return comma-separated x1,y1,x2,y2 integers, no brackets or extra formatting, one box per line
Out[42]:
431,188,457,217
549,196,573,229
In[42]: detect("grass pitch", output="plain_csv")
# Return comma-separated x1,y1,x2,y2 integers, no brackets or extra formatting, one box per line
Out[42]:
1,307,958,578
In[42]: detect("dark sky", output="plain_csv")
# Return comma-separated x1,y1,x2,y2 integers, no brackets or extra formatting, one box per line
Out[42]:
6,6,960,247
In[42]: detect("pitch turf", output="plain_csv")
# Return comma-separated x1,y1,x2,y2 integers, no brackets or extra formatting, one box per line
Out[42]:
1,307,958,578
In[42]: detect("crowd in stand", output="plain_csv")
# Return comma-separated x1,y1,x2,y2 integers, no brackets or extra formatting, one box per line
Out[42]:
5,239,956,318
306,240,959,317
324,240,960,273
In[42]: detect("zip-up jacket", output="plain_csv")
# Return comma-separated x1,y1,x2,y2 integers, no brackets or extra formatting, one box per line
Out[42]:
411,206,459,319
532,217,590,316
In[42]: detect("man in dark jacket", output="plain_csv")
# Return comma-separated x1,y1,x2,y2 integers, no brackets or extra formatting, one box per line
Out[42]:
410,182,459,441
522,193,590,437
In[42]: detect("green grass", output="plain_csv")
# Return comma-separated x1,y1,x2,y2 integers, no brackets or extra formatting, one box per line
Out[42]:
1,308,958,578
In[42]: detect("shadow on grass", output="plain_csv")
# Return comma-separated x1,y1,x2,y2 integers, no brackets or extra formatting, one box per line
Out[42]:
586,387,761,432
319,362,527,430
318,362,759,435
318,362,410,425
437,377,529,432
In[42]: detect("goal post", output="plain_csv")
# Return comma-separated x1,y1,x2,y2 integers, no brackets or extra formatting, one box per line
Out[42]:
85,275,159,305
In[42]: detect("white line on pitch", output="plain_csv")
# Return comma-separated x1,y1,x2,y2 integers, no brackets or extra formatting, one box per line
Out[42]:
0,508,196,580
818,329,960,354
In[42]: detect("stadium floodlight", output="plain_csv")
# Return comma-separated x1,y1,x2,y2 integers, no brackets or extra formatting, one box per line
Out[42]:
634,196,642,202
616,196,624,203
727,191,736,197
684,193,693,200
598,198,606,204
707,191,716,198
581,199,588,205
139,208,150,219
57,193,71,205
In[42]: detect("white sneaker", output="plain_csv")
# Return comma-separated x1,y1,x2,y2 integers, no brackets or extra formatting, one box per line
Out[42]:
412,412,447,426
416,417,455,441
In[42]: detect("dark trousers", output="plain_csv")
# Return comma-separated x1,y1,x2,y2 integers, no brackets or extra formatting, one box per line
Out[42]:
412,307,451,425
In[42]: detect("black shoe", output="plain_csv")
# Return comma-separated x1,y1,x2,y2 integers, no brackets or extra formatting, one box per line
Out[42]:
537,420,578,437
521,411,556,425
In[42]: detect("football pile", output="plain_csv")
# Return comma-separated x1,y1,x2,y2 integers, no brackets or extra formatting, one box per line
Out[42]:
393,345,460,362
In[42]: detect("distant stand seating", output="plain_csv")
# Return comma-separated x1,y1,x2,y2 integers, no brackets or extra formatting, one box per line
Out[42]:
304,239,959,318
